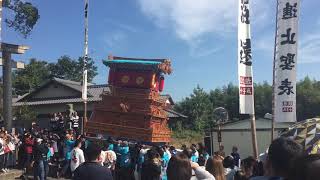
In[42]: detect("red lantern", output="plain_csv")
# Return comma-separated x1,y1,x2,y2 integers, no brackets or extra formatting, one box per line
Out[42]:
159,76,165,92
108,69,114,84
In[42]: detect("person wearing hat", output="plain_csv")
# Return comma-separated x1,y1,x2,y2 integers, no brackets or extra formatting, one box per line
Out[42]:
32,138,49,180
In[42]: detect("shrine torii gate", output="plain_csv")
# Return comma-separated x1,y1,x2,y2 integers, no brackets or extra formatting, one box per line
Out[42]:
1,43,28,130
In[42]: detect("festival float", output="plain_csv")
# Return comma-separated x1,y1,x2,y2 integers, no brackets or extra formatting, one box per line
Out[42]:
85,55,172,142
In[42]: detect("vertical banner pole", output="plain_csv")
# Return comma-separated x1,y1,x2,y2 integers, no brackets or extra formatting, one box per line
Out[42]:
82,0,89,133
238,0,258,159
250,114,258,158
218,124,222,149
271,0,279,142
3,51,12,131
210,127,213,156
274,0,300,124
0,0,2,43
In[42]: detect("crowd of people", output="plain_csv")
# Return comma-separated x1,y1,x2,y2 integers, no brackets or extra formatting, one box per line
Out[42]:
0,110,83,180
70,136,319,180
0,113,319,180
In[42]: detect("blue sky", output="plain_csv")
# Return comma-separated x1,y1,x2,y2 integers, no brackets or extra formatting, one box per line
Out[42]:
2,0,320,101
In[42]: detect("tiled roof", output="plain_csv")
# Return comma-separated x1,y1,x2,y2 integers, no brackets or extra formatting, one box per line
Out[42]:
14,97,100,106
13,78,170,106
52,77,95,92
165,108,188,118
14,83,109,106
12,78,186,118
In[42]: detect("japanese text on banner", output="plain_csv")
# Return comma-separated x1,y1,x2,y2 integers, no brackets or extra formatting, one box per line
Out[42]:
274,0,300,122
238,0,254,114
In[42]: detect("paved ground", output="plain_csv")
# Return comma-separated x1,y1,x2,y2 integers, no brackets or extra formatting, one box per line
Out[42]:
27,176,69,180
0,169,69,180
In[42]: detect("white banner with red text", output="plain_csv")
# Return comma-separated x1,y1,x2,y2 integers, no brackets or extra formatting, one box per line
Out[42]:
274,0,300,122
238,0,255,115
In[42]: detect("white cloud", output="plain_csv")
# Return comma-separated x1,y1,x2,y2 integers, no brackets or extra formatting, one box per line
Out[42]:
255,34,274,53
104,18,139,33
104,31,127,48
137,0,273,57
299,32,320,64
101,19,139,50
137,0,272,42
254,28,320,64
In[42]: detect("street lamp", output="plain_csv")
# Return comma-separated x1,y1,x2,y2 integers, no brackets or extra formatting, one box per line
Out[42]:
212,107,229,153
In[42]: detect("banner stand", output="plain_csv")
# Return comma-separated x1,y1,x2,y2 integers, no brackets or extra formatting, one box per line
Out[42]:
238,0,258,159
271,0,279,143
250,114,258,159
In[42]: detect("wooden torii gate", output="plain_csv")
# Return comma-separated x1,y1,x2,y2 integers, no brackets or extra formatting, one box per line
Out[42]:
1,43,28,130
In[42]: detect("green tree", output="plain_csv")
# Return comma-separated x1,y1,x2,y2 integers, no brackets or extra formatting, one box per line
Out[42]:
221,83,239,120
3,0,40,37
13,56,98,95
13,58,50,95
296,77,320,121
48,56,78,81
254,82,272,118
14,103,36,121
173,78,320,133
49,56,98,82
174,85,212,131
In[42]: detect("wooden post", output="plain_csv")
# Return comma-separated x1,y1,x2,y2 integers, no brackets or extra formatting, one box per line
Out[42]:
210,126,214,156
3,51,12,130
0,0,3,42
250,114,259,159
271,0,279,142
83,101,87,134
218,124,222,149
1,43,29,131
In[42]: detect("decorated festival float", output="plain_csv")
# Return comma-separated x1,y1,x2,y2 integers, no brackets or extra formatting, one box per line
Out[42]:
85,55,172,142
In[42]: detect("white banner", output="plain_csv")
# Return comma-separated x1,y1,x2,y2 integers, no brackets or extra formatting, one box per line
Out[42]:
82,69,88,100
274,0,300,122
82,0,89,101
238,0,254,115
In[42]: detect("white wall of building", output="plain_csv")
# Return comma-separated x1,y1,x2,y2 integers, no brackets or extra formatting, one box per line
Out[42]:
211,130,283,158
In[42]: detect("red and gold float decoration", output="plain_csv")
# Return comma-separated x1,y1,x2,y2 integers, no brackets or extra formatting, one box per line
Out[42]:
85,55,172,142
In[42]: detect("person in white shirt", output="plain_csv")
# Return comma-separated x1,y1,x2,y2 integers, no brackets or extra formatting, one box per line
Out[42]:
101,143,117,169
0,132,5,173
223,155,237,180
72,112,80,134
70,139,85,173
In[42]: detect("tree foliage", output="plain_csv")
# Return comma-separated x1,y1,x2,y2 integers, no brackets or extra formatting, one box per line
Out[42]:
3,0,40,37
13,58,50,95
14,103,36,121
174,85,212,131
13,56,98,95
296,77,320,121
48,56,98,83
173,77,320,132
